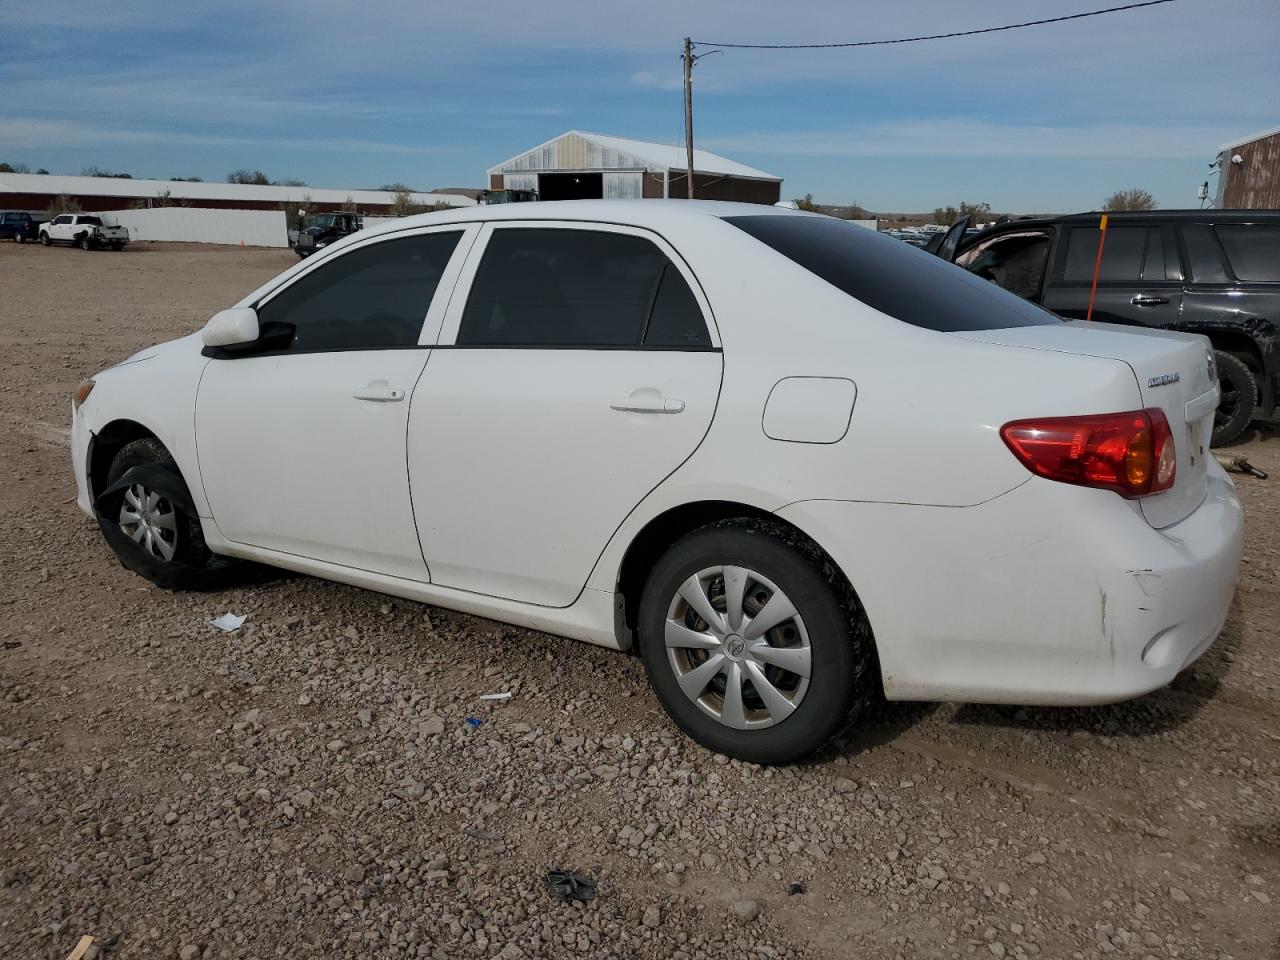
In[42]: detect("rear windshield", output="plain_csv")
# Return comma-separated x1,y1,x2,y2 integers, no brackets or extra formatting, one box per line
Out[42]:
80,216,103,226
724,215,1060,332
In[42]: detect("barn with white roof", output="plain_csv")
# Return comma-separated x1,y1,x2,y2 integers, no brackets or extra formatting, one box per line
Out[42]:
487,130,782,204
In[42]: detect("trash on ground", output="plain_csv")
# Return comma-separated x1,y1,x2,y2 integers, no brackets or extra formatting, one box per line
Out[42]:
465,716,483,728
209,612,247,632
544,869,597,902
63,935,96,960
479,691,513,701
787,881,805,895
1214,453,1268,479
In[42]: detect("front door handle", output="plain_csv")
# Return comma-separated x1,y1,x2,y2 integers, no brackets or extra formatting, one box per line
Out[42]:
610,391,685,414
353,386,405,402
1130,296,1170,306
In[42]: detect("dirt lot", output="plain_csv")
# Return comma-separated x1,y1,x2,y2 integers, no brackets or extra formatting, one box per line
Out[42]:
1,241,1278,960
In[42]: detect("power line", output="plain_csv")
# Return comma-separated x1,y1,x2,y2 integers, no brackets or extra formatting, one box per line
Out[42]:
692,0,1178,50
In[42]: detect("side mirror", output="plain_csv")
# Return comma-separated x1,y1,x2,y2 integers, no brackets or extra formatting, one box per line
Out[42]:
200,307,259,347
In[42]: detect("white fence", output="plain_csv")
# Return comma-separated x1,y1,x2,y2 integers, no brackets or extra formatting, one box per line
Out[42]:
98,207,289,247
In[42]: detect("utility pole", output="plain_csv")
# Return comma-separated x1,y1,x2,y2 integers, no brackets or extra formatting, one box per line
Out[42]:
683,36,695,199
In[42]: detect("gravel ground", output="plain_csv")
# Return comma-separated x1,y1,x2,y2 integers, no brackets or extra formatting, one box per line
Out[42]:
1,241,1278,960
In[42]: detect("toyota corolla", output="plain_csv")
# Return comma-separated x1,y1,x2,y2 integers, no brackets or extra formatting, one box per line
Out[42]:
70,201,1243,764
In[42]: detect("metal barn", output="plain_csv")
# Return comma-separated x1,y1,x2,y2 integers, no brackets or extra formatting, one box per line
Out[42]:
487,131,782,204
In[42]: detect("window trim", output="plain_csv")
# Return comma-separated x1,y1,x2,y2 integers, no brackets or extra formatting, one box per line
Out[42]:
436,220,721,351
209,223,480,359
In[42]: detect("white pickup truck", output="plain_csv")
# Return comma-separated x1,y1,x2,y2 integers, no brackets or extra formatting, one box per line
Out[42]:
39,214,130,251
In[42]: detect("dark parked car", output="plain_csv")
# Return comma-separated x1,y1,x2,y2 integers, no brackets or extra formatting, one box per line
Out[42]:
0,210,40,243
938,210,1280,445
293,212,361,258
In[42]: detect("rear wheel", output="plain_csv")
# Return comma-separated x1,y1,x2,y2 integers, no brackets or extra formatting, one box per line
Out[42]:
638,519,872,764
14,232,24,244
78,233,93,251
1211,350,1257,447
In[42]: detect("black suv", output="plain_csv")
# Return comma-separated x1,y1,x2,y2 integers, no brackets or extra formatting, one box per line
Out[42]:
938,210,1280,445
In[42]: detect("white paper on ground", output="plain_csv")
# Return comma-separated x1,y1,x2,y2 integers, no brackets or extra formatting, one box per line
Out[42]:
210,613,247,632
479,692,513,701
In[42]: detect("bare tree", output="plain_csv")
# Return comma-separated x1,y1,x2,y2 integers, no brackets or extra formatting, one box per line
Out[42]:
794,193,819,212
226,169,272,185
1103,188,1157,211
47,194,82,214
280,194,312,232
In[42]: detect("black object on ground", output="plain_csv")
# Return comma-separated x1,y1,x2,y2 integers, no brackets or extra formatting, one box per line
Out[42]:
544,870,597,902
787,881,805,895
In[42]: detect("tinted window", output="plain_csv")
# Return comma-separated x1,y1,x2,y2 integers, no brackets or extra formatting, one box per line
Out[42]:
54,215,71,225
1062,226,1150,282
257,232,461,352
80,216,103,226
643,265,711,347
459,228,708,347
1215,224,1280,282
724,215,1058,332
1180,224,1230,282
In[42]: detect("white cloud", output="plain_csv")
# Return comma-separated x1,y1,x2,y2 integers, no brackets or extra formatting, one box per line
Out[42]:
0,118,457,155
703,119,1237,161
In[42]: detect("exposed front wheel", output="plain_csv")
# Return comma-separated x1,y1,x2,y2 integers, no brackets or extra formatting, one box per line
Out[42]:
39,233,50,246
99,437,238,590
1211,350,1257,447
638,519,873,764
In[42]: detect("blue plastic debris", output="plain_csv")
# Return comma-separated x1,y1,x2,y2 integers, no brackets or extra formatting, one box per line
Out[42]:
465,716,483,728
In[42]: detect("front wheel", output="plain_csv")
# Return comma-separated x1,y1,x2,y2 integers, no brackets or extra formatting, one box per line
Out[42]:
39,232,50,246
1211,350,1257,447
637,519,873,764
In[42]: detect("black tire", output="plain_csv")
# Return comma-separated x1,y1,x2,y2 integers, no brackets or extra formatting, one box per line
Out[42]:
39,232,50,246
1211,350,1257,447
637,518,873,764
14,232,24,244
105,437,214,583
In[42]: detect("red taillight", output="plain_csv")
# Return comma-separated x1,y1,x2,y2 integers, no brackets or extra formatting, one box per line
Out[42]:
1000,409,1175,498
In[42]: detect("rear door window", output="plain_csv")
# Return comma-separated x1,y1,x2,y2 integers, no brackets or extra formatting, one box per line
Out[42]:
1061,226,1152,282
457,227,711,347
724,215,1058,331
1214,224,1280,282
1180,224,1231,282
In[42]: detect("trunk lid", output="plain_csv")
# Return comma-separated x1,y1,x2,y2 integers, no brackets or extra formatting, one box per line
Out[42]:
953,320,1217,528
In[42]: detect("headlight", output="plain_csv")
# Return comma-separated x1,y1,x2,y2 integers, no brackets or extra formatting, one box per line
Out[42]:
73,379,96,409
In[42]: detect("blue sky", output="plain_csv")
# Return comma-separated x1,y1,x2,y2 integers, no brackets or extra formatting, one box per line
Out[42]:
2,0,1277,212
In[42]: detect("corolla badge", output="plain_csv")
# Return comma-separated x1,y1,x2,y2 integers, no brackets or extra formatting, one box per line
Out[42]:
1147,372,1181,388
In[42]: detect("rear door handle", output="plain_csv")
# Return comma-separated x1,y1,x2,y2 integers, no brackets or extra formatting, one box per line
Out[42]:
610,393,685,414
353,386,405,402
1130,296,1170,306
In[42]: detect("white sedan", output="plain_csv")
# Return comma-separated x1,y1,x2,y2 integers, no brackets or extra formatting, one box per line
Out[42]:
71,201,1243,763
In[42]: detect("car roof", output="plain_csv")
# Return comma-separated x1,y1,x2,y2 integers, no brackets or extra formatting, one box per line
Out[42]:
358,199,806,241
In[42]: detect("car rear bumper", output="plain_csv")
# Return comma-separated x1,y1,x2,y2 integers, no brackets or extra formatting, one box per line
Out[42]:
776,462,1243,706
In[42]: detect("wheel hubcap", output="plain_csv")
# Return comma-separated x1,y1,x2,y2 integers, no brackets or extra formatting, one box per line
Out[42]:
118,483,178,562
664,566,811,731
